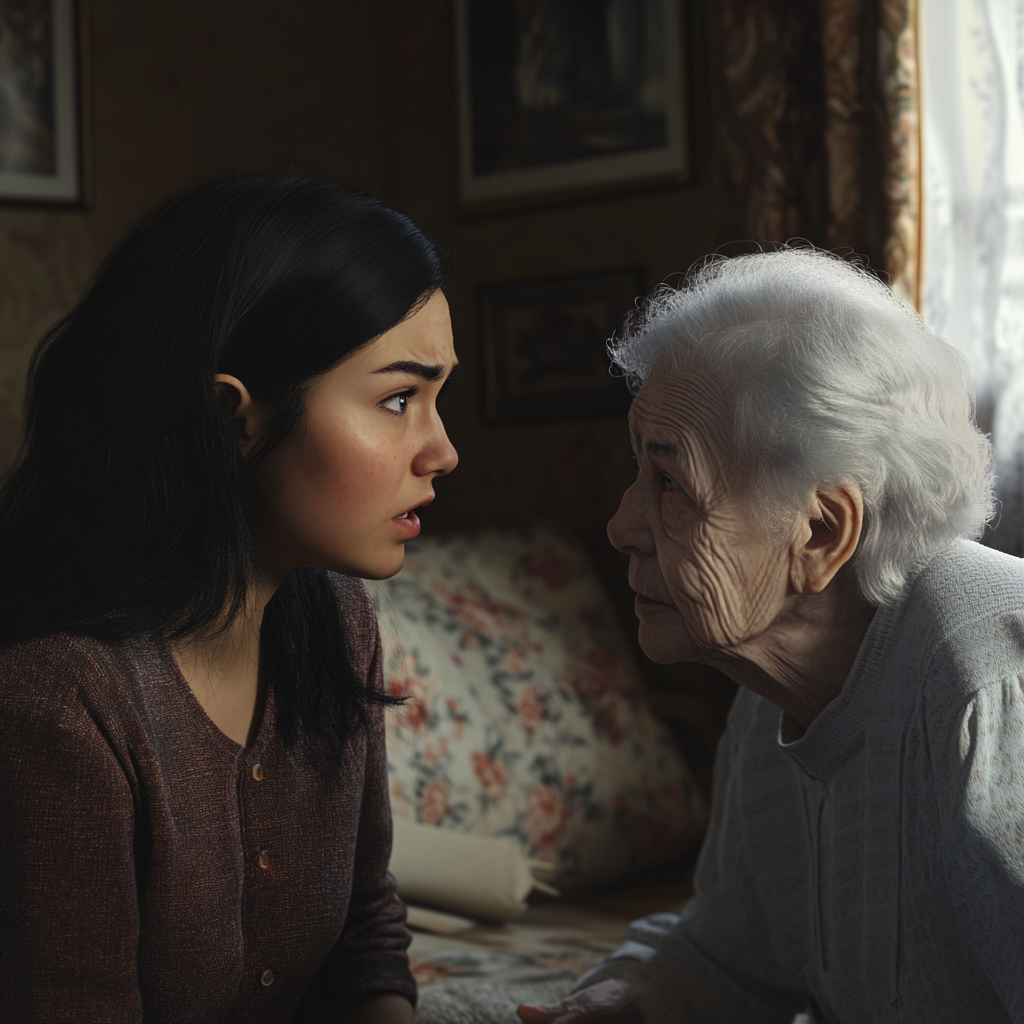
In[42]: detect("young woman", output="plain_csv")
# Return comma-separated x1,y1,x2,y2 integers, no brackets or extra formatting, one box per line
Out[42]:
0,175,458,1023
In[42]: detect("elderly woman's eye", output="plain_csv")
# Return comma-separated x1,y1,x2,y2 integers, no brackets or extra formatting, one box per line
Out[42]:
660,473,683,492
381,391,411,415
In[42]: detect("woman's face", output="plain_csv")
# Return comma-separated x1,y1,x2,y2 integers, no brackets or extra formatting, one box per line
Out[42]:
229,290,459,582
606,369,793,664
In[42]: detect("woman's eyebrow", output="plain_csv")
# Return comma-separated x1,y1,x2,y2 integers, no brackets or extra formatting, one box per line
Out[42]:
438,363,460,396
372,360,449,381
646,440,680,459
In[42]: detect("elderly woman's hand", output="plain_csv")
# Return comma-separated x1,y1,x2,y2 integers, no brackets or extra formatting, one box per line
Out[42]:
517,979,644,1023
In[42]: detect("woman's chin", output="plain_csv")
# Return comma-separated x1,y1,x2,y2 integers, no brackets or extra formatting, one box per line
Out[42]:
313,542,407,582
637,620,699,665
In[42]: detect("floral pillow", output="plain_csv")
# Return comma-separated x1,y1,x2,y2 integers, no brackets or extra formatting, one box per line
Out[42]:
367,528,707,893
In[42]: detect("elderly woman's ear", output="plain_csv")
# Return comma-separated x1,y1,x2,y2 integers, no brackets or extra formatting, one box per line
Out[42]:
789,481,864,596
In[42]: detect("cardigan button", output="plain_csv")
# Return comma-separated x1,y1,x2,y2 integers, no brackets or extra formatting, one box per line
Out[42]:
261,969,274,987
258,849,270,869
252,763,264,781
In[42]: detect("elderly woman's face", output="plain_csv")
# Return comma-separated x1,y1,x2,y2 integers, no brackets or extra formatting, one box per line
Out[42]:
607,370,794,664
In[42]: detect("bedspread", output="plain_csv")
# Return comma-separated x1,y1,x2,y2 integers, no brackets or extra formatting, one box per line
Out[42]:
412,881,692,1023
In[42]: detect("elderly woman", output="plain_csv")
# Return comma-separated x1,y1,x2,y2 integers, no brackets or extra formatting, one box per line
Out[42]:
519,248,1020,1024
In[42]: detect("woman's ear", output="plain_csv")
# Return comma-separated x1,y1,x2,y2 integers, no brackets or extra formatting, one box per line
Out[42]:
213,373,268,448
789,481,864,595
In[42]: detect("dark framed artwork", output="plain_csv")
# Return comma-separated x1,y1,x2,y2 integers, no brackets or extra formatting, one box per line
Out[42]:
0,0,90,206
479,267,644,422
454,0,688,212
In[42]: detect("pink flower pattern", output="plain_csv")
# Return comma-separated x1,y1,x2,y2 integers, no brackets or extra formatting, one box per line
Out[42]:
369,529,707,892
516,684,545,733
471,751,509,804
421,778,451,826
525,784,569,859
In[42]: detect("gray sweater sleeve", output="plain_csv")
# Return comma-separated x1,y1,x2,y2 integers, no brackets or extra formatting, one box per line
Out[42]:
573,693,803,1024
927,631,1024,1020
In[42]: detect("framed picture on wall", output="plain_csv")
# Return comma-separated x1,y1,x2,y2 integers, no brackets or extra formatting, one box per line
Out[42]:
478,266,644,422
0,0,90,206
454,0,688,213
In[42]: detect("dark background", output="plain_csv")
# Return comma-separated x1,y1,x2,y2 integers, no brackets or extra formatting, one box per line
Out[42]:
0,0,736,782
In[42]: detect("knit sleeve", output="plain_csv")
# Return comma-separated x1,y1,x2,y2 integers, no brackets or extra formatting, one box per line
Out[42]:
927,624,1024,1020
298,584,416,1015
0,642,144,1021
573,692,802,1024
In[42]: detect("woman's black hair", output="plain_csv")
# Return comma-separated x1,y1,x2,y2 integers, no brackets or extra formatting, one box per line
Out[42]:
0,173,448,758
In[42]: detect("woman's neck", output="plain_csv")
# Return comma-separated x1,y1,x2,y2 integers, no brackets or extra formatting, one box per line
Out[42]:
171,579,276,748
706,569,877,732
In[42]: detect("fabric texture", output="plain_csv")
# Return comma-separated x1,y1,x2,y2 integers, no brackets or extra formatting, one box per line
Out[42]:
578,540,1024,1023
718,0,918,302
411,897,665,1024
367,528,706,893
0,575,415,1023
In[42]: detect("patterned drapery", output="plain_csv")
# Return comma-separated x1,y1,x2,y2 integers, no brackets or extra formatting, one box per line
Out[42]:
718,0,921,305
718,1,1024,555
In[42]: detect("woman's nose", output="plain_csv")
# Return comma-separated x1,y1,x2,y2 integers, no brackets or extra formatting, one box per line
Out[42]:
414,419,459,478
435,430,458,476
607,479,655,557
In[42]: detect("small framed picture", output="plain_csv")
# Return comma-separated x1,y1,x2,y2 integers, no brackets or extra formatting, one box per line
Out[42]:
478,266,644,422
454,0,688,212
0,0,90,206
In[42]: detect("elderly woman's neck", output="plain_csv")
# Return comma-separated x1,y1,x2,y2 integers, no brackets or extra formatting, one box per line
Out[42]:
708,569,877,736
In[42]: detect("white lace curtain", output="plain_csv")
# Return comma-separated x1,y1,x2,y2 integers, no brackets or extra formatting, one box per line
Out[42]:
920,0,1024,552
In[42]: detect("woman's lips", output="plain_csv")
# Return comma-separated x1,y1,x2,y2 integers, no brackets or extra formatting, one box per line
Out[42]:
392,495,432,539
392,508,422,538
635,592,671,610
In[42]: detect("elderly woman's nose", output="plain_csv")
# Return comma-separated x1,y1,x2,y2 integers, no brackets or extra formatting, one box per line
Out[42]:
607,481,655,556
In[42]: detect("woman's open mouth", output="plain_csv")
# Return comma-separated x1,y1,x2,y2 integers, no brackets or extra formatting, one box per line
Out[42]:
393,495,433,537
392,506,422,538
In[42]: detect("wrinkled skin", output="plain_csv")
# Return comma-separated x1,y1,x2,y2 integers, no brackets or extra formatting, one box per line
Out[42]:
607,369,876,728
520,368,876,1023
615,371,792,662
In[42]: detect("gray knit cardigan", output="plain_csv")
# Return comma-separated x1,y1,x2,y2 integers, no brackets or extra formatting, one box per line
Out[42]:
580,540,1024,1024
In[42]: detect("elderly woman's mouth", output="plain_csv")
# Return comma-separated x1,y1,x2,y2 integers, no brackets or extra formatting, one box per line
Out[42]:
636,592,673,609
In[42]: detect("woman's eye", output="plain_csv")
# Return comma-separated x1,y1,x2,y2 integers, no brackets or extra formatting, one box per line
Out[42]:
660,473,682,493
381,392,409,415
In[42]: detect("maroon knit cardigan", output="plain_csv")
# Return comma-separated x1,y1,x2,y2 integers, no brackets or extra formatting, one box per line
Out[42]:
0,575,415,1022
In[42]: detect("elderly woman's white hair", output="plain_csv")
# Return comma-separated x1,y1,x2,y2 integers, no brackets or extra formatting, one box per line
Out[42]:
610,247,996,606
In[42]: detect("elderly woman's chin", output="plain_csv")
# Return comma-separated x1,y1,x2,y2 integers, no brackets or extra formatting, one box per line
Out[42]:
635,612,700,665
